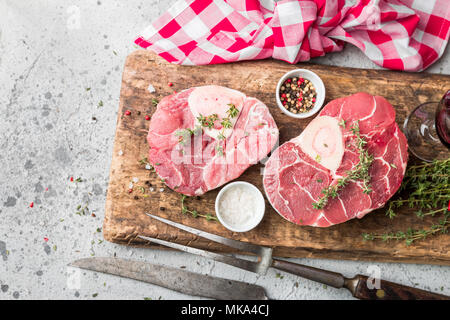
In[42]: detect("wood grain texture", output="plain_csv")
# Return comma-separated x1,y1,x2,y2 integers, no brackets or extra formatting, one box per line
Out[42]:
103,50,450,265
350,275,449,300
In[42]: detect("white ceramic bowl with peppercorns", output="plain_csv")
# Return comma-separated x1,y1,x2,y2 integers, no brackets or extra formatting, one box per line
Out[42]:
276,69,325,119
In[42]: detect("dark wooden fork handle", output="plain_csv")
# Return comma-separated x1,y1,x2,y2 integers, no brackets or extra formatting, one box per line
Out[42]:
272,259,449,300
345,275,449,300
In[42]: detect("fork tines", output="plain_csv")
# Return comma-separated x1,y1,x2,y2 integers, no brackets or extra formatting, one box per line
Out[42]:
140,213,273,275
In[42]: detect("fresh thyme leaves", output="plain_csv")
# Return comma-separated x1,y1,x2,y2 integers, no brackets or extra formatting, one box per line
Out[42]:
175,126,202,146
338,119,346,128
389,159,449,219
362,213,449,246
151,98,159,107
197,114,218,129
76,201,89,216
180,195,218,221
226,104,239,118
221,118,233,129
362,159,450,245
275,273,284,279
138,157,149,166
198,104,239,131
179,104,240,156
313,121,374,209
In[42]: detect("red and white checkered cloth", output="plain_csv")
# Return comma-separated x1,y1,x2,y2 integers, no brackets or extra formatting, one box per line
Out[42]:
135,0,450,71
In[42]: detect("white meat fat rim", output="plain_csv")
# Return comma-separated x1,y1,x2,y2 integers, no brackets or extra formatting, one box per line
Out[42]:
293,115,344,172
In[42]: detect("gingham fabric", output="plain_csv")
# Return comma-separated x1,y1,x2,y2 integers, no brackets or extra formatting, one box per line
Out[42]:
135,0,450,71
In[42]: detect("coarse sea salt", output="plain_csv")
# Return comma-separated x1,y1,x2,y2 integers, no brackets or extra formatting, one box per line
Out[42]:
218,184,262,229
147,84,156,93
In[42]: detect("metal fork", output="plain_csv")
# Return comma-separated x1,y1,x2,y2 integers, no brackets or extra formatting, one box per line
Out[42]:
139,213,449,300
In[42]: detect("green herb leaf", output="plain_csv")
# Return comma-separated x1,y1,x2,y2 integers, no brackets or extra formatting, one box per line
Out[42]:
226,104,239,118
312,121,374,210
361,158,449,245
221,118,232,129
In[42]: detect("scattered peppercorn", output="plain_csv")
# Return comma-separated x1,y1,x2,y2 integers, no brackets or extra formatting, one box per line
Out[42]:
134,195,139,200
168,82,173,87
145,115,150,121
29,202,34,208
279,76,317,114
124,110,131,116
70,177,74,182
91,213,96,218
137,111,141,115
160,207,166,211
128,188,133,193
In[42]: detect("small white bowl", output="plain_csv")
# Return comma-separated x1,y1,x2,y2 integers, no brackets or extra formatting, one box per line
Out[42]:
276,69,325,119
215,181,265,233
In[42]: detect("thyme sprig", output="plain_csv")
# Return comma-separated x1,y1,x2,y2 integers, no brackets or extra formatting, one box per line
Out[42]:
313,121,373,209
226,103,239,118
175,126,202,146
362,159,450,245
181,195,218,221
197,114,218,129
362,212,449,246
221,118,233,129
386,159,449,219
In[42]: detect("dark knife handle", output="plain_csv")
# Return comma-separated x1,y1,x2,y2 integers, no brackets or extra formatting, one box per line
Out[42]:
345,275,449,300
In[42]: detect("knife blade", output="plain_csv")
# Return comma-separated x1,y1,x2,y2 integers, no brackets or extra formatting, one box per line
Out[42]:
69,257,268,300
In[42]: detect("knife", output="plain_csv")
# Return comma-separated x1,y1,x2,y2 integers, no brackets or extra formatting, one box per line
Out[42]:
69,257,269,300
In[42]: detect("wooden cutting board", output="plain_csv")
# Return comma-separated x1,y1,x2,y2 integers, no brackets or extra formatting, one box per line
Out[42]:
103,50,450,265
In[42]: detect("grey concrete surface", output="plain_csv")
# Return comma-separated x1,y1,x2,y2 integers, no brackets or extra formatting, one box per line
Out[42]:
0,0,449,300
